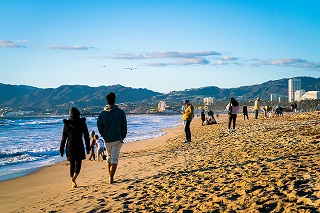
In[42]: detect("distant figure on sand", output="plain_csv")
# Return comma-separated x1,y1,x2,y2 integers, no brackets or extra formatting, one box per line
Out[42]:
206,116,217,125
243,105,249,120
208,109,214,119
97,92,127,184
254,98,260,119
182,100,194,142
60,107,90,188
94,135,105,161
226,97,240,132
201,110,206,126
88,131,96,161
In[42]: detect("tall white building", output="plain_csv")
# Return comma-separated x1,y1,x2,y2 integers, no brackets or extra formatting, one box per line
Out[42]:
270,93,279,102
288,78,301,102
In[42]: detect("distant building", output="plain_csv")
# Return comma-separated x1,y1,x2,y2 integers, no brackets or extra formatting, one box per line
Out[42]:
270,93,279,102
203,97,214,105
294,90,306,101
300,91,320,100
288,78,301,102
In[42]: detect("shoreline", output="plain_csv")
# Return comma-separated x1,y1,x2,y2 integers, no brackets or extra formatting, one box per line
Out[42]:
0,123,184,213
0,114,182,183
1,112,320,212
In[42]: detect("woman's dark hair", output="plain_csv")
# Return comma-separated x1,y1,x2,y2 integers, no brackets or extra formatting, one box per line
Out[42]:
106,92,116,105
69,107,80,120
230,97,239,106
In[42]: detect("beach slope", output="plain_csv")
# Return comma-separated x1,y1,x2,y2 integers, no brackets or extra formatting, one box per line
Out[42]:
1,112,320,212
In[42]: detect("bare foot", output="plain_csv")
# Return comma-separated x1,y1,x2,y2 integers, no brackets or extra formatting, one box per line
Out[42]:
71,178,77,188
109,177,114,184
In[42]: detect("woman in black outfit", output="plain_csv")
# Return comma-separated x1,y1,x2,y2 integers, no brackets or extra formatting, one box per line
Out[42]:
60,107,90,188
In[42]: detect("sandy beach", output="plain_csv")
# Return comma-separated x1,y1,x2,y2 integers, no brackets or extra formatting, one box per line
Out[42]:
1,112,320,212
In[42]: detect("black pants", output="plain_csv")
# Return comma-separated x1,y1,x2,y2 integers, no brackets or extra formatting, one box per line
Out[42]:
243,113,249,120
184,120,192,141
69,160,82,178
228,114,237,129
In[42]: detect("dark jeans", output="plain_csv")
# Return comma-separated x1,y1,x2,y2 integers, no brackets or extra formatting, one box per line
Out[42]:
228,114,237,129
243,113,249,120
184,120,192,141
254,110,259,119
69,160,82,178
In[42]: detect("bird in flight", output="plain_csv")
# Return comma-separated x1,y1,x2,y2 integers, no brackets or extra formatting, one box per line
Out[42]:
124,67,137,70
100,66,109,68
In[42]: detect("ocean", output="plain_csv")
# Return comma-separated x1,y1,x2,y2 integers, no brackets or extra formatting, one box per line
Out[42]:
0,114,182,182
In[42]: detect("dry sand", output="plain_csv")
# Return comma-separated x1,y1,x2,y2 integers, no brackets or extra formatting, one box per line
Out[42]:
1,112,320,212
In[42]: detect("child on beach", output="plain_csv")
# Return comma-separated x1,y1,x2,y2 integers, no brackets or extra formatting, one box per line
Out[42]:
88,131,96,161
94,135,105,161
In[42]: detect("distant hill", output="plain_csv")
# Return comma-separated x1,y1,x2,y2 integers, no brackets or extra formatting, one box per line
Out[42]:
154,76,320,103
0,84,162,114
1,76,319,114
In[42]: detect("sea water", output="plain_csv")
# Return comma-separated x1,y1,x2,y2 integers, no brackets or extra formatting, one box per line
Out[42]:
0,114,181,181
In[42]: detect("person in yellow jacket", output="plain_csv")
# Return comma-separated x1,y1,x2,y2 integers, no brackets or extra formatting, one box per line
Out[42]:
182,100,194,142
254,97,260,119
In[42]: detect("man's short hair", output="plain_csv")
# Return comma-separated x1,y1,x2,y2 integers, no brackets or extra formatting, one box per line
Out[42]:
106,92,116,105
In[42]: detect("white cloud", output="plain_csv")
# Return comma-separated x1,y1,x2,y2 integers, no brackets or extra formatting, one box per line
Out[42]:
0,40,27,48
146,57,210,67
47,45,93,50
220,56,240,61
251,58,320,71
111,51,221,59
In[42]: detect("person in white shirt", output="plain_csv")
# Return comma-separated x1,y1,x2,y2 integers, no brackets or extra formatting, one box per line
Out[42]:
94,135,105,161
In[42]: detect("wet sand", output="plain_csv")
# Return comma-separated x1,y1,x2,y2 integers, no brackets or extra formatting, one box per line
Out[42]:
1,112,320,212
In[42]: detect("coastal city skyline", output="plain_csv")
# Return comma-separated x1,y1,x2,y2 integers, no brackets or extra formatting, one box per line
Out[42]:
1,0,320,93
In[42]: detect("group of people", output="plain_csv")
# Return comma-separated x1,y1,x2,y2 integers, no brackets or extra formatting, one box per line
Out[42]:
60,93,272,189
200,109,217,126
88,131,106,162
182,97,261,142
60,92,127,188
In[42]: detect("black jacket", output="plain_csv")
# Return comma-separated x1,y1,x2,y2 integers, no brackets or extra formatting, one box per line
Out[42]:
60,118,90,161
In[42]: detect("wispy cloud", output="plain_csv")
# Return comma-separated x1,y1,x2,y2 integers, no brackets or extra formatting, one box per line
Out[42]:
212,56,242,66
220,56,240,61
146,57,210,67
111,51,221,59
251,58,320,71
0,40,27,48
46,45,94,50
109,50,220,67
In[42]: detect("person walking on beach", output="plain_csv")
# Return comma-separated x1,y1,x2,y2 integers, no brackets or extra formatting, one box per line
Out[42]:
226,97,240,132
88,131,96,161
201,109,206,126
182,100,194,142
243,105,249,120
60,107,90,188
97,92,127,184
94,135,105,161
254,98,260,119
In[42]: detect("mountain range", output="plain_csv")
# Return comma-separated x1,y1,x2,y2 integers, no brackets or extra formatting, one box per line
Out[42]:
1,76,319,114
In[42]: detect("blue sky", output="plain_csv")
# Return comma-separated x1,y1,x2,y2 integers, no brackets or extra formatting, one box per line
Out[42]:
1,0,319,93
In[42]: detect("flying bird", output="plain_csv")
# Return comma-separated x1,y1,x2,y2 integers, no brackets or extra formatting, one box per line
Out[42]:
100,66,109,68
124,67,137,70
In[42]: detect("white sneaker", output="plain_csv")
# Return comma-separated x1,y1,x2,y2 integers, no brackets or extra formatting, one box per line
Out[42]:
228,129,230,132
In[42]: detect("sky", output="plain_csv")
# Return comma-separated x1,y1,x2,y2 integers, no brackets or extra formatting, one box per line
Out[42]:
1,0,320,93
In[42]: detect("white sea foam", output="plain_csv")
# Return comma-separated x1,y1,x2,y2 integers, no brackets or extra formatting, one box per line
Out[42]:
0,114,181,181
